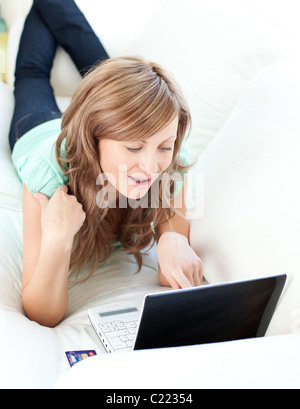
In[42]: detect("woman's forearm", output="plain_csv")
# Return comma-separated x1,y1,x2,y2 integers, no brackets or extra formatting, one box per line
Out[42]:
156,214,190,287
155,179,190,287
22,236,73,327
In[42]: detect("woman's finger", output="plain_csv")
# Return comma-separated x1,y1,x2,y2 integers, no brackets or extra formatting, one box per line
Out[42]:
193,270,202,287
175,269,193,289
55,184,68,194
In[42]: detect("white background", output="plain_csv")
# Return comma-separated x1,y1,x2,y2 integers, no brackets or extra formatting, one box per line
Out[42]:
0,0,300,37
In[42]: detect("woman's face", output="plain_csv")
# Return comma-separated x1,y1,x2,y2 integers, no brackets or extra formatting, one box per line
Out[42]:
98,116,179,202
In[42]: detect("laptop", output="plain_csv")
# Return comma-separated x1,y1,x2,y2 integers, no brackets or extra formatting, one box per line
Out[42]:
88,274,286,353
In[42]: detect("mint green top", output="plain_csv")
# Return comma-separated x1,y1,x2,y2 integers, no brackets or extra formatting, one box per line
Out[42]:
12,119,68,198
12,118,189,199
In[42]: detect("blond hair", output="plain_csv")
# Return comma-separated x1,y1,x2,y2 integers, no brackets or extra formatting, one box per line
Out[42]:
56,56,192,280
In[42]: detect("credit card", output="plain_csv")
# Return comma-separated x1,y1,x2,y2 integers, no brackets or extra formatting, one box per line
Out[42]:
65,350,97,367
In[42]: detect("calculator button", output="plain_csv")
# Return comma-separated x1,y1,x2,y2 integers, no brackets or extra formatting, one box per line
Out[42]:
115,321,126,330
128,327,136,334
127,333,135,341
109,322,119,331
99,324,110,333
108,337,127,350
106,329,128,338
120,335,128,342
125,321,136,329
126,340,134,348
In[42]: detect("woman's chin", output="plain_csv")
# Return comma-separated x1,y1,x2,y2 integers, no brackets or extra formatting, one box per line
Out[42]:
123,187,149,201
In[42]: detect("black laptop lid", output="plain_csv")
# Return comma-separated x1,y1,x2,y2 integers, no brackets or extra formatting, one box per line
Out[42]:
134,274,286,351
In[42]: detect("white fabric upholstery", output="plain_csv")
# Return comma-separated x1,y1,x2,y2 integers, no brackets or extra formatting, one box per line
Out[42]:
0,81,22,209
1,0,299,389
56,333,300,389
132,0,294,160
189,61,300,336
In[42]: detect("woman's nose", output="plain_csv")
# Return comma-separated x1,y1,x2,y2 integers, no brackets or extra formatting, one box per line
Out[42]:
138,153,160,175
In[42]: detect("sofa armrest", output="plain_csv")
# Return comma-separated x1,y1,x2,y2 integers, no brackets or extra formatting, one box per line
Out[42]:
56,334,300,389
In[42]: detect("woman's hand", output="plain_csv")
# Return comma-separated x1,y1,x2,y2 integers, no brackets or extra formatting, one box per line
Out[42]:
21,184,85,327
157,232,203,289
33,185,86,245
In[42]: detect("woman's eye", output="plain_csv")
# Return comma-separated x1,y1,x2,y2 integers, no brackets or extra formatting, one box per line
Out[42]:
127,147,142,152
126,146,173,153
160,147,173,152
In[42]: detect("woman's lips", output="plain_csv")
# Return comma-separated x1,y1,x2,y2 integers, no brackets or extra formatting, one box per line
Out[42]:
128,175,152,188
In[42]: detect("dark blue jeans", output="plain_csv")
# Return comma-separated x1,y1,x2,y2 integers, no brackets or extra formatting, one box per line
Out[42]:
9,0,108,151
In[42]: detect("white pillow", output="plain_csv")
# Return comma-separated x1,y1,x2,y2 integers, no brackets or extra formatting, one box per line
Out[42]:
0,81,22,208
189,61,300,335
0,207,23,311
56,333,300,389
132,0,294,160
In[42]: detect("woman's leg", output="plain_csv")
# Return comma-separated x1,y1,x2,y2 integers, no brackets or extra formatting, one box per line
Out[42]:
34,0,109,76
9,0,109,151
9,4,61,151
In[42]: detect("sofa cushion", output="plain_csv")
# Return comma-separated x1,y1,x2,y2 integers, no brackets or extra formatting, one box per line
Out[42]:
189,61,300,335
132,0,294,159
56,333,300,389
0,81,22,208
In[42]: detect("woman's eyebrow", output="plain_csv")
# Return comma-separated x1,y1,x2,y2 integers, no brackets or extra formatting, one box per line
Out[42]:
140,136,177,145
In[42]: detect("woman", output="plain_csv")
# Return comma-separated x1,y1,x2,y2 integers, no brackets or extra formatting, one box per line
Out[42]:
10,0,202,327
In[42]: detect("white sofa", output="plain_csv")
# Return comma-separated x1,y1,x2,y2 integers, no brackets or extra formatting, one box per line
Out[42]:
1,0,300,389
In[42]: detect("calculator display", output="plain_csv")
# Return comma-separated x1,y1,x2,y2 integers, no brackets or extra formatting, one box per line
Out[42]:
99,307,138,318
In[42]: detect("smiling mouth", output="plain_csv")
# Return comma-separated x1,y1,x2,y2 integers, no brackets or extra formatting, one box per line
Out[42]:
129,176,151,185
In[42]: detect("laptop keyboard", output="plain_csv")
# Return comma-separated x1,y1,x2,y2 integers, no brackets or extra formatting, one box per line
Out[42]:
99,319,139,352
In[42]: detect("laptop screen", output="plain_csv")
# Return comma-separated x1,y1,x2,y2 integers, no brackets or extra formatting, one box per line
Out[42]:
134,275,286,350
